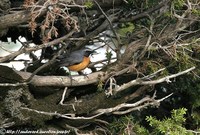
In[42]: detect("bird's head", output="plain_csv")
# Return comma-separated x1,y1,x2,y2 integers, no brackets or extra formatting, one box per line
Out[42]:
83,48,97,57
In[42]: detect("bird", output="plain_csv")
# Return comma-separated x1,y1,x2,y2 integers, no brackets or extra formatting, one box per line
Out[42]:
56,48,95,73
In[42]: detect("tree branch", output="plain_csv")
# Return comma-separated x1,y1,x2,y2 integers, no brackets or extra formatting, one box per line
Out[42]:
94,93,173,115
114,66,195,94
21,107,104,120
17,71,105,87
0,29,76,63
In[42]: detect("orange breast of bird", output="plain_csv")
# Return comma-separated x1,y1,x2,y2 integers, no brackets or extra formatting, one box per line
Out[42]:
68,57,90,71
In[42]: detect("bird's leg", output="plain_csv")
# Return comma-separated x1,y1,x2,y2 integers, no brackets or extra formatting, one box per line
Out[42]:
69,71,73,86
78,71,89,78
68,71,81,85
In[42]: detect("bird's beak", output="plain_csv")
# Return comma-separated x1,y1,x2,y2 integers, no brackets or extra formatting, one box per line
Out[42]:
90,50,98,58
92,50,98,55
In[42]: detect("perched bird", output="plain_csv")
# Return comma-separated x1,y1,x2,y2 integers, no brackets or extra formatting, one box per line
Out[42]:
57,48,95,72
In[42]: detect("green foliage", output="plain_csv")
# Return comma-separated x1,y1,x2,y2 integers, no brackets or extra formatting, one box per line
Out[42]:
126,0,160,9
171,108,187,123
117,22,135,38
176,53,196,70
109,108,199,135
146,108,193,135
163,68,200,128
105,51,113,64
191,9,200,16
177,77,200,127
109,115,149,135
84,1,93,9
146,60,168,77
97,79,104,92
146,61,162,73
184,80,200,109
169,46,197,72
172,0,186,9
164,11,172,17
144,0,160,8
191,111,200,126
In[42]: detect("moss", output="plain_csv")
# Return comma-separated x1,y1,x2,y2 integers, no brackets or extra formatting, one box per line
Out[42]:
3,87,32,124
169,50,196,73
146,60,169,77
20,89,63,127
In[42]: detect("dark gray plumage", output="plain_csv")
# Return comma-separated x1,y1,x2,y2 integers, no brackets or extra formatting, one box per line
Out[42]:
57,48,94,67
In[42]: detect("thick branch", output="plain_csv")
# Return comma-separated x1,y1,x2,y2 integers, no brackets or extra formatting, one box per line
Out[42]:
0,11,31,30
17,71,105,87
0,65,106,88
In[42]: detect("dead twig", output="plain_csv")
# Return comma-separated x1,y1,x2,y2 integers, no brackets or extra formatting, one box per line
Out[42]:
114,66,195,94
21,107,104,120
95,93,173,115
94,0,122,59
0,29,76,63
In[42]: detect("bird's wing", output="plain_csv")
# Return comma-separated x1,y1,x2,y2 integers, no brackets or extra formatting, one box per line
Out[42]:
57,50,84,66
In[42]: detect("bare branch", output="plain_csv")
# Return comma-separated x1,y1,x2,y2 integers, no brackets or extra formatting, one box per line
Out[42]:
0,29,76,63
115,66,195,93
21,107,104,120
59,87,68,105
94,0,122,48
0,82,27,87
95,93,173,115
